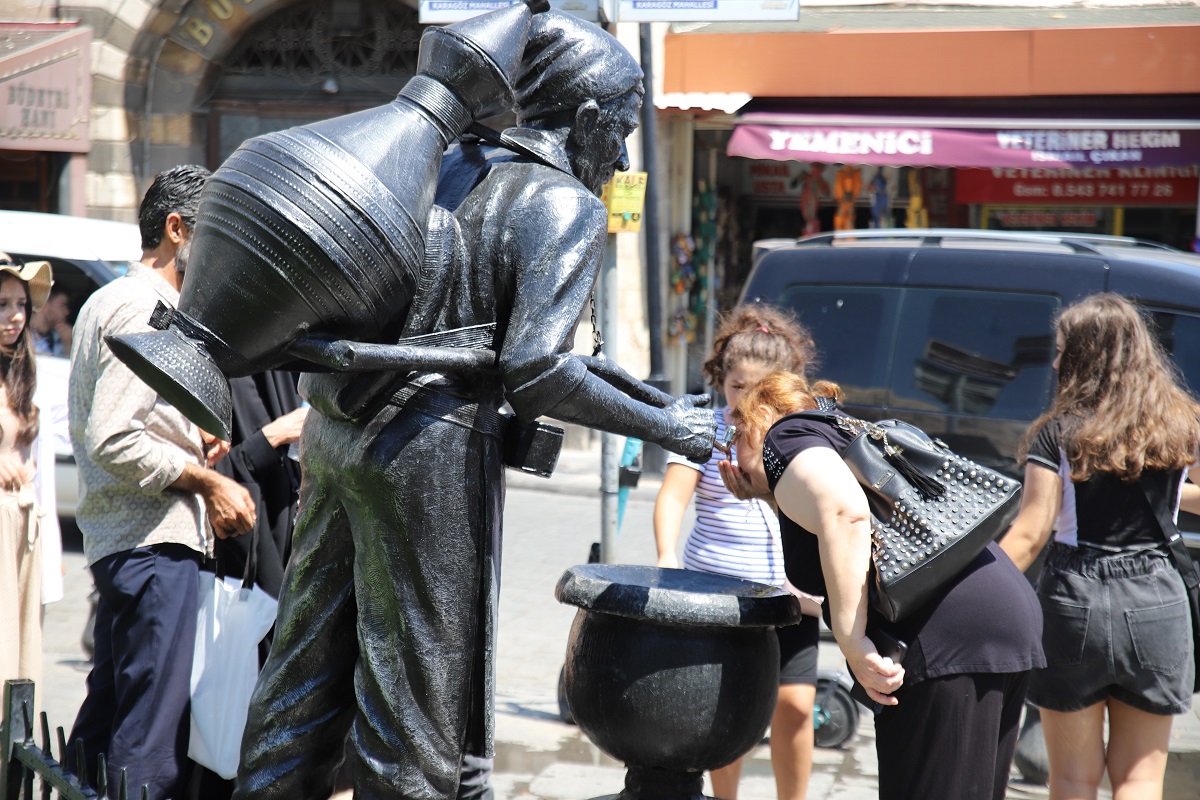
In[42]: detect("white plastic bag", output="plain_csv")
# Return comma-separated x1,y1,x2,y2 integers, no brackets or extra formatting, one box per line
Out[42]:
188,570,278,779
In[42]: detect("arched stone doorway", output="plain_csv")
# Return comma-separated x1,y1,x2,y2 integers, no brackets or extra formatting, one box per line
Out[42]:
208,0,425,166
131,0,425,183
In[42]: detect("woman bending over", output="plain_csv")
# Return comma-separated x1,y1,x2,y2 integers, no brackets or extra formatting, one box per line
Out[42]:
724,370,1044,799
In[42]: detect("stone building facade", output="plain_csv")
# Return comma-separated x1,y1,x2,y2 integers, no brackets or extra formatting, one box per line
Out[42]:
20,0,433,220
0,0,659,394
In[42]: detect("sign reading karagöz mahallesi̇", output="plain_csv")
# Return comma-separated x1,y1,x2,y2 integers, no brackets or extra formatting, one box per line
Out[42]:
601,172,648,234
616,0,798,21
419,0,794,23
419,0,600,24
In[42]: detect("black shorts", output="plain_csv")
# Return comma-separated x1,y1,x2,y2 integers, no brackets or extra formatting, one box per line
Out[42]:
777,614,820,685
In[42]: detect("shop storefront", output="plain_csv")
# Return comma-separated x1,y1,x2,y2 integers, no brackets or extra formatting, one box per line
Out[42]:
0,22,91,215
657,47,1199,390
657,10,1200,346
726,108,1200,251
663,111,1200,397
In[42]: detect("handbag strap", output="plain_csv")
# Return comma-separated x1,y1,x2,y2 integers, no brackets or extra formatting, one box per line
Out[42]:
790,409,841,424
791,408,883,441
785,408,949,501
210,522,261,592
1139,473,1200,591
815,395,838,412
787,409,891,456
241,523,260,591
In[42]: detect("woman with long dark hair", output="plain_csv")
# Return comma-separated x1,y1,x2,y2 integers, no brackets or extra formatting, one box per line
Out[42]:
0,253,50,697
1001,293,1200,800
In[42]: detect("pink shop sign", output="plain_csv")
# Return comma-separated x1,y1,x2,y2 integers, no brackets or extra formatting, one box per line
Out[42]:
0,26,91,153
727,123,1200,170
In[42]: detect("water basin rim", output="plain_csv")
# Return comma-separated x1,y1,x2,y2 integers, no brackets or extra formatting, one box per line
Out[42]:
554,564,802,628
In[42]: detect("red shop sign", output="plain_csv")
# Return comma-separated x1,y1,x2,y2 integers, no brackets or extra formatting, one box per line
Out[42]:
992,209,1101,228
956,167,1200,207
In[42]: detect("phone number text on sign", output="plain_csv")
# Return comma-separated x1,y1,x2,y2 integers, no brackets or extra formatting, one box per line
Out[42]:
957,167,1199,207
1036,181,1177,200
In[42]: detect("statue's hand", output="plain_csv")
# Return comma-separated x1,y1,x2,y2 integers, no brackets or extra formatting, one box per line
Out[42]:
660,394,716,463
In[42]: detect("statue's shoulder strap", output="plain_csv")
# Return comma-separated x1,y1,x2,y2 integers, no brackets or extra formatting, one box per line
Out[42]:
466,123,573,178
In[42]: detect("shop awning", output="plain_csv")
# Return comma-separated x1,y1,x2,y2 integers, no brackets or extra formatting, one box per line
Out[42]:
728,111,1200,170
0,23,92,154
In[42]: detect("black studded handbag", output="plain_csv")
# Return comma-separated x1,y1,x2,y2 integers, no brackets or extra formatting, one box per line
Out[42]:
792,410,1023,622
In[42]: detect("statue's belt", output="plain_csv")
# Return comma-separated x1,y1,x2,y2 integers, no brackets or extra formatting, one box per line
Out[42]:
386,381,506,439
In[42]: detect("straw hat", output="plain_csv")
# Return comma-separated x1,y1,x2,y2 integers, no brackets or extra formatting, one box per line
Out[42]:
0,251,52,311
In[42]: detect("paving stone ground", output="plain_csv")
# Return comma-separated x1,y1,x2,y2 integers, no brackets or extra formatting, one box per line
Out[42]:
39,445,1200,799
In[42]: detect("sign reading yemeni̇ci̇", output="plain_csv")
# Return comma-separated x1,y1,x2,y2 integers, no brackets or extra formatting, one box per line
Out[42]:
729,119,1200,171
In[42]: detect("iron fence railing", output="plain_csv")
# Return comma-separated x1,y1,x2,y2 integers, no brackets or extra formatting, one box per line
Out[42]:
2,680,147,800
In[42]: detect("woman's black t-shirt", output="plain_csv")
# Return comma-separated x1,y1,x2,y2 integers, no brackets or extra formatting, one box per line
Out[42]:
1026,417,1185,548
763,412,1046,684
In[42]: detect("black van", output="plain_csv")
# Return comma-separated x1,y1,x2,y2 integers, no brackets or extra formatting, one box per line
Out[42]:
739,228,1200,559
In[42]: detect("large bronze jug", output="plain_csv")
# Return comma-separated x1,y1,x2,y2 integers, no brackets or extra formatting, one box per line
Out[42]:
107,1,546,439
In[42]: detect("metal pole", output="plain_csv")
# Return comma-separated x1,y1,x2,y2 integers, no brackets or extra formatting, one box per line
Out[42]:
639,23,670,475
703,147,718,379
599,235,621,564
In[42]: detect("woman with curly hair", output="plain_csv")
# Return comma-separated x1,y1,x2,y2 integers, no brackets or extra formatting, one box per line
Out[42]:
653,304,818,800
0,253,49,700
1001,293,1200,800
723,369,1044,799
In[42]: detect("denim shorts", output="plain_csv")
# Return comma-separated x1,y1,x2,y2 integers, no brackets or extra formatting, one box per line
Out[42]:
1028,541,1194,716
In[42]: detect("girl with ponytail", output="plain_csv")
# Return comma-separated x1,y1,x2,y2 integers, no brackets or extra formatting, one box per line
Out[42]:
653,304,818,800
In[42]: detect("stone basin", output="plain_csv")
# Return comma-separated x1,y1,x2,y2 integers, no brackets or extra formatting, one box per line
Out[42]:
555,564,801,800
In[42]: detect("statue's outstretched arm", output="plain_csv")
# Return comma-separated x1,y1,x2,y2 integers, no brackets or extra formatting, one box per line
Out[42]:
578,355,671,408
497,185,713,458
542,370,714,463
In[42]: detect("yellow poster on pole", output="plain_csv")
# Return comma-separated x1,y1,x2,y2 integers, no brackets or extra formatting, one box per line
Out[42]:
601,172,648,233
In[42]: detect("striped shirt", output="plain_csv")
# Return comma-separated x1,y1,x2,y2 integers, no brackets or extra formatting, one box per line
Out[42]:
668,410,786,587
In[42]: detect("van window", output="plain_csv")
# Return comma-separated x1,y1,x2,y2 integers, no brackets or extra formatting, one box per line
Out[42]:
1147,310,1200,395
779,286,900,406
890,289,1058,419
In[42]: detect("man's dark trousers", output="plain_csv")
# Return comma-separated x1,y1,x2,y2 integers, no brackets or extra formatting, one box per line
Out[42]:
69,543,201,800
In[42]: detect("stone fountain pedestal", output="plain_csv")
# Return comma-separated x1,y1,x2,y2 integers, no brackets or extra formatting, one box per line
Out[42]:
555,564,802,800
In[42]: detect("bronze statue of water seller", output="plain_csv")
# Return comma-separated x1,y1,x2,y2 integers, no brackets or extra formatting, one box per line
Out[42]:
108,6,716,798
